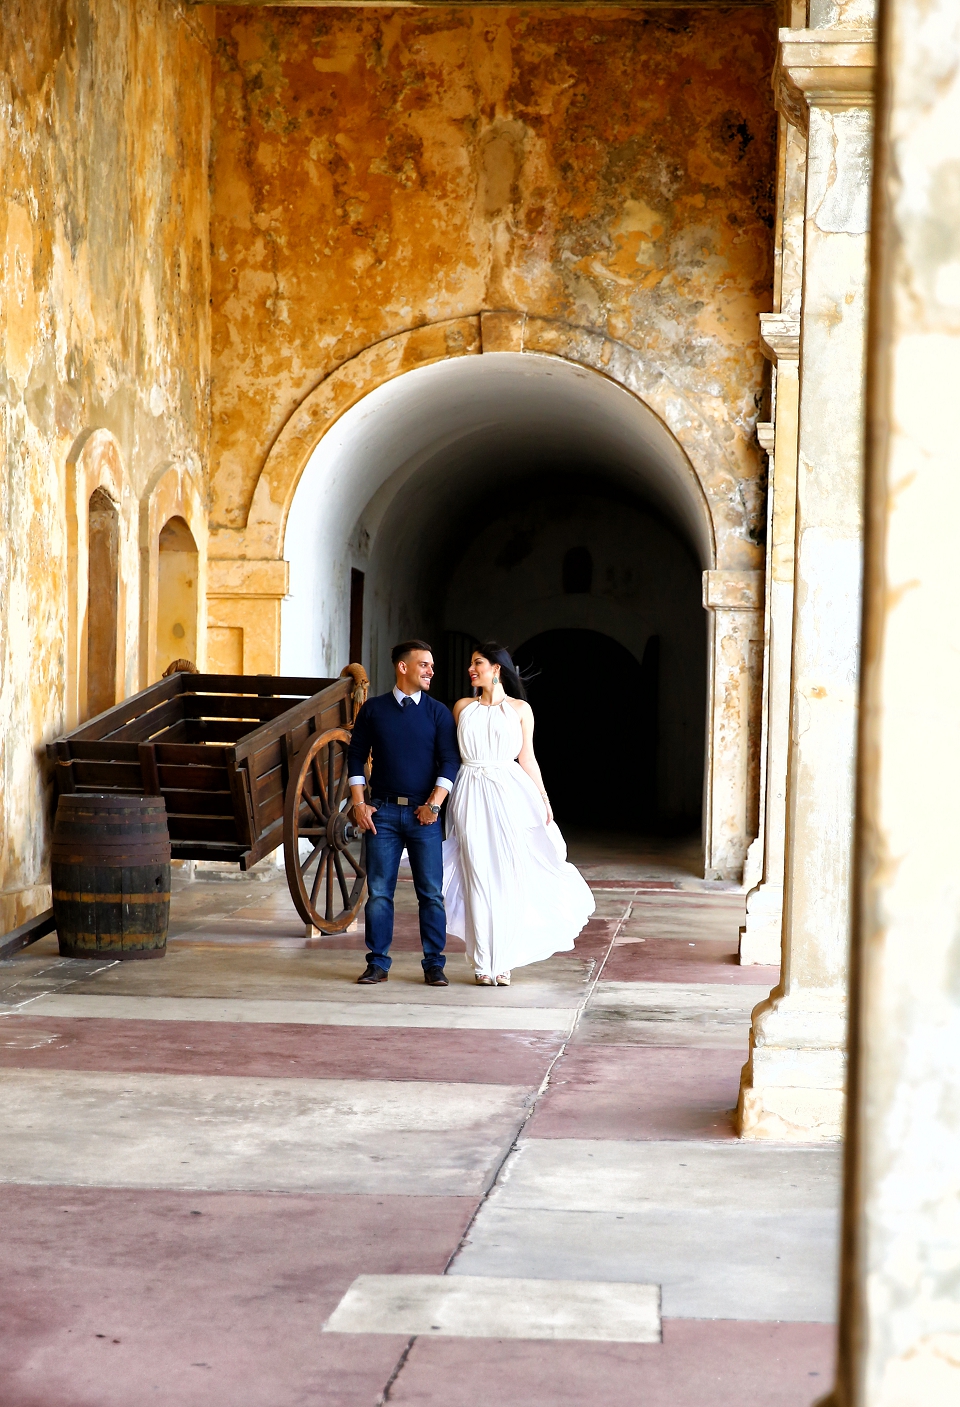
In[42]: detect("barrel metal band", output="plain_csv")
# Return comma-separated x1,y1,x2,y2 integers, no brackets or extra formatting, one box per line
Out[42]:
52,890,172,904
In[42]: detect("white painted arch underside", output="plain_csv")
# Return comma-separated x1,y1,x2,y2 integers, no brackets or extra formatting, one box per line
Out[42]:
281,352,714,679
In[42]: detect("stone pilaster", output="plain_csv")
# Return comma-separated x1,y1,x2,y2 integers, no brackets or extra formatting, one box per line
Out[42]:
702,569,764,882
739,27,875,1140
824,2,960,1400
739,315,800,965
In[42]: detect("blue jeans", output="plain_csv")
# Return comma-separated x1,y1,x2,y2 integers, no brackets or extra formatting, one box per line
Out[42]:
364,802,446,972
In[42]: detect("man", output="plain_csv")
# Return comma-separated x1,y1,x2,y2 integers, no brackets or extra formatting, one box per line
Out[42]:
347,640,460,986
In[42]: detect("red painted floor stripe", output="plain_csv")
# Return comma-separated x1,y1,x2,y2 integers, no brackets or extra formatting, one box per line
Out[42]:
0,1185,473,1407
387,1319,836,1406
0,1016,563,1085
525,1045,744,1142
600,938,779,987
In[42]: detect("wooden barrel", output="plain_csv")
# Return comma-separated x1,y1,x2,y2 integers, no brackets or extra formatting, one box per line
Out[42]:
52,794,171,960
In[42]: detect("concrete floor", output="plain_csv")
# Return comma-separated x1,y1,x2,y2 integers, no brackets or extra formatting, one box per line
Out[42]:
0,837,837,1405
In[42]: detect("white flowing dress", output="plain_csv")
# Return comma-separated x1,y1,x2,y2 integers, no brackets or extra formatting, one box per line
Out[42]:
442,699,596,976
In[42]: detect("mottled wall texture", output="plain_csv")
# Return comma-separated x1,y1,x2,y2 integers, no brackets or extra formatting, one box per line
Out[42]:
0,0,212,930
208,5,776,556
1,2,779,919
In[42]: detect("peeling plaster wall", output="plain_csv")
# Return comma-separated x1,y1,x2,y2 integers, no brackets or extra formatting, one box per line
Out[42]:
209,5,777,568
0,0,213,930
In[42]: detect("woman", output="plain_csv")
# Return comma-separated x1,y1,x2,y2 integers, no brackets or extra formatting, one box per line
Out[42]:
442,643,595,985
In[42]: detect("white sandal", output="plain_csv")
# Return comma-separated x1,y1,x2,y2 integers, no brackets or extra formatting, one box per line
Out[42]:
475,972,495,986
495,972,511,986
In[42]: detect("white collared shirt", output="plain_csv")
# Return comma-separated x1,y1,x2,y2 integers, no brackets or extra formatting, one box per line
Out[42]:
347,687,453,793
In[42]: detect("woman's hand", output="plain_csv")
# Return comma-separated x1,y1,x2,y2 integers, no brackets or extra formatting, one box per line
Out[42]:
542,795,553,826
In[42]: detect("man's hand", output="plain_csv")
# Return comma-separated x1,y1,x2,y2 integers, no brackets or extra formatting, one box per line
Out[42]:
353,802,378,834
350,783,377,834
415,786,449,826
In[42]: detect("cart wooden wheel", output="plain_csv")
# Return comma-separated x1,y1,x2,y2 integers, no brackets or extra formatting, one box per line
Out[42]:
283,728,367,933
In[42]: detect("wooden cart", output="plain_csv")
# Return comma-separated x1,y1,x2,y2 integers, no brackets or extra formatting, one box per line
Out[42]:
48,667,370,934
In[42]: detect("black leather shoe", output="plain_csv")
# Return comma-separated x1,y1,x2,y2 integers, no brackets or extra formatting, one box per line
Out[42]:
357,963,388,984
423,966,449,986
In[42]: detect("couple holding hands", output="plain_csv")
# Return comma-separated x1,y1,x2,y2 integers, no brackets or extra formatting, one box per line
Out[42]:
347,639,595,987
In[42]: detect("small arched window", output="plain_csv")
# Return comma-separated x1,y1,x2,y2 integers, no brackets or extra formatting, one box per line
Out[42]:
562,546,593,594
157,515,199,678
86,487,120,719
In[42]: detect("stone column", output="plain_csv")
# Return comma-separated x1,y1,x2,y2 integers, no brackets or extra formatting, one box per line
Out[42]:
739,315,800,964
702,569,764,881
738,27,875,1140
737,416,774,899
824,3,960,1401
740,109,806,965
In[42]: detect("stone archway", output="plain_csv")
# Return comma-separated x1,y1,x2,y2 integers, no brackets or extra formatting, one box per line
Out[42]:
208,316,763,878
208,312,763,570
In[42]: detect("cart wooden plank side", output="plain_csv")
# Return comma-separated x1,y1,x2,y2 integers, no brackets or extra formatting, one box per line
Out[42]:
47,667,370,934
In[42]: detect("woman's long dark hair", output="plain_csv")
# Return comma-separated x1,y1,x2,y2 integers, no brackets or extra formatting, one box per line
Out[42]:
473,642,528,701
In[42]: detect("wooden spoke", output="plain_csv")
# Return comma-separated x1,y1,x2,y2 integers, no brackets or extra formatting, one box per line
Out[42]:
283,726,367,934
301,838,324,868
310,755,328,816
325,844,336,922
335,761,350,806
341,844,364,877
333,849,350,907
310,847,330,907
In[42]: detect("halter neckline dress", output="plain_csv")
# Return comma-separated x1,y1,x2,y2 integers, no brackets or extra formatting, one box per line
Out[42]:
442,699,595,976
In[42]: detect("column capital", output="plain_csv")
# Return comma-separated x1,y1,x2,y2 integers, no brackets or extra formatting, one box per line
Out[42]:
702,569,763,612
759,312,800,365
775,28,876,130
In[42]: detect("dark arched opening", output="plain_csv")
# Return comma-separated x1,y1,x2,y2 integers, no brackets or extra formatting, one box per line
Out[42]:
513,629,658,830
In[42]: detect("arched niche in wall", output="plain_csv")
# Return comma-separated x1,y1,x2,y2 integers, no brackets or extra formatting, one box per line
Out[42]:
86,487,121,719
157,516,199,677
139,462,208,686
65,429,131,729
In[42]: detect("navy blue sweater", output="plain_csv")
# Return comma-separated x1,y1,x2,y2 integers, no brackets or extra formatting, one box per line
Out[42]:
347,691,460,801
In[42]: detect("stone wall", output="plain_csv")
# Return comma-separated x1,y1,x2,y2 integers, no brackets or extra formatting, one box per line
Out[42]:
0,0,213,931
208,4,777,566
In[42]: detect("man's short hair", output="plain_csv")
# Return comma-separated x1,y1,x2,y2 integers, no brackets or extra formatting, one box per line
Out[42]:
391,639,433,666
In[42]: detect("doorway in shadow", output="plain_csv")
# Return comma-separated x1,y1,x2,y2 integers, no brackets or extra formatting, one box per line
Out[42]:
514,628,660,831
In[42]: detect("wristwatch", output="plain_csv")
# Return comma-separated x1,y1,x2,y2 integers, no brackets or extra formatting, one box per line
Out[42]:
428,803,441,814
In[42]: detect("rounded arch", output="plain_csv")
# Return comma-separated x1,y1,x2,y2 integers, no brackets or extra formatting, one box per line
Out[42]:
280,351,712,689
139,461,208,685
214,315,764,881
65,429,130,728
235,314,737,570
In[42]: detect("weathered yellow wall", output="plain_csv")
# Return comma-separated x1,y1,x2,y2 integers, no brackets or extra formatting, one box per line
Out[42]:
0,2,778,918
209,5,776,560
0,0,213,930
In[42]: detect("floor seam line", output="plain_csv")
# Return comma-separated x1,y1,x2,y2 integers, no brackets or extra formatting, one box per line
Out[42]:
439,892,631,1275
380,892,634,1400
